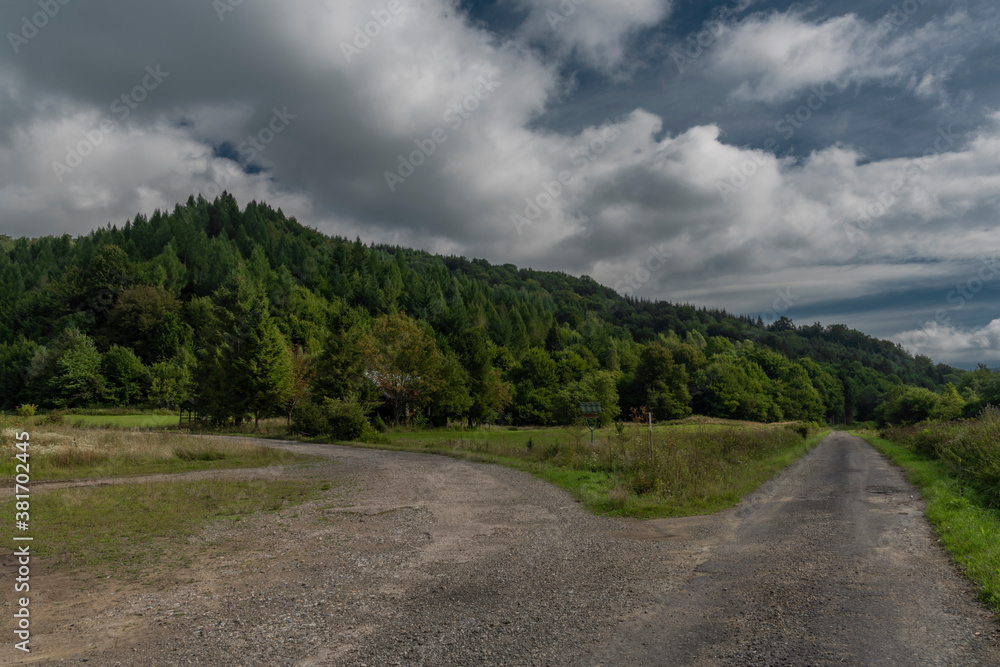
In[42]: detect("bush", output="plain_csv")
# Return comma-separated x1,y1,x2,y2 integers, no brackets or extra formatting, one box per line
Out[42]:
324,398,369,441
941,407,1000,507
42,411,65,425
291,401,328,437
291,397,373,441
882,408,1000,508
877,387,941,426
880,425,956,458
785,422,810,439
15,404,37,417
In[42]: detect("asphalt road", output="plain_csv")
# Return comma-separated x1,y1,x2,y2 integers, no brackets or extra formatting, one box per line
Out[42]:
591,431,1000,666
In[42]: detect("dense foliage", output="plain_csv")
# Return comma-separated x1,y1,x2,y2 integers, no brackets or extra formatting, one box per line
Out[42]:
880,407,1000,508
0,194,974,428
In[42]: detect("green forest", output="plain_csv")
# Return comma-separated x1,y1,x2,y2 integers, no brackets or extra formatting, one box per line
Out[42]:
1,193,996,432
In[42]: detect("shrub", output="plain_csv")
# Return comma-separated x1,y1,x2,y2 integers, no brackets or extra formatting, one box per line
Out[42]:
15,404,37,417
942,407,1000,507
291,401,329,437
877,386,941,426
42,411,65,425
324,398,369,441
881,425,956,458
291,397,373,441
882,408,1000,508
785,422,810,439
625,459,664,495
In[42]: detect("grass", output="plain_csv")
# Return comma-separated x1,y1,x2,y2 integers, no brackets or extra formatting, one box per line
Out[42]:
1,478,323,579
0,422,316,481
357,418,828,518
856,431,1000,616
0,416,326,580
49,414,181,429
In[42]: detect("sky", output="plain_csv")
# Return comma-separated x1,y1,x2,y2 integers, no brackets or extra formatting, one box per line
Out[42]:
1,0,999,368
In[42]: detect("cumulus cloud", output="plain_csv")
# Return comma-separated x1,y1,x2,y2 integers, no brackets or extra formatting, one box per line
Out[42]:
515,0,672,75
2,0,1000,365
704,7,978,103
896,320,1000,365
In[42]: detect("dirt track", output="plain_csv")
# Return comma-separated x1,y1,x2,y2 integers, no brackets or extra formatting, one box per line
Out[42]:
9,432,1000,666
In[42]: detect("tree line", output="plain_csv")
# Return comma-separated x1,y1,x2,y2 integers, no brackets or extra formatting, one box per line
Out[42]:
0,193,984,431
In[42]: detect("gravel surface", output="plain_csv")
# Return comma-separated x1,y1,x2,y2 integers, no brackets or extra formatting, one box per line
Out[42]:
592,431,1000,666
10,432,1000,666
17,439,704,666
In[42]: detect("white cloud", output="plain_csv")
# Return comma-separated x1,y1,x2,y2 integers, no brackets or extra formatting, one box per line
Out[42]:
895,320,1000,364
2,0,1000,367
516,0,671,75
0,108,311,237
704,8,977,103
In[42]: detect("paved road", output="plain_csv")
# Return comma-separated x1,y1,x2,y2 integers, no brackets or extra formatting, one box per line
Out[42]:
592,431,1000,665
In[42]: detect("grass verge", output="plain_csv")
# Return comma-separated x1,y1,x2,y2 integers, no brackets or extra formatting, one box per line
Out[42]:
0,424,316,481
345,421,829,519
856,431,1000,616
2,478,323,580
58,414,181,429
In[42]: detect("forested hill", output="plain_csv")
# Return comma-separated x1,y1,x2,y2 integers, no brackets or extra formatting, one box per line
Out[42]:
0,193,971,425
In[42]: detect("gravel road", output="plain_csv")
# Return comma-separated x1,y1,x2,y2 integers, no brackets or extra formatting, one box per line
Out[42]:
14,432,1000,666
593,431,1000,665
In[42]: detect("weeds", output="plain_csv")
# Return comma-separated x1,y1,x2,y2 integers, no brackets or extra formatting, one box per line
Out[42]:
0,424,312,480
880,407,1000,508
859,430,1000,617
383,416,825,518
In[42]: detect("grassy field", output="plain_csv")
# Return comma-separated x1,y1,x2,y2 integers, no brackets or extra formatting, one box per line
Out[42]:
857,430,1000,616
0,422,316,481
3,478,325,580
0,419,326,579
354,417,829,518
47,413,181,428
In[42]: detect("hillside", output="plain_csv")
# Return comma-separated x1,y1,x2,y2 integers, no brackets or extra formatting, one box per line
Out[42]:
0,193,971,425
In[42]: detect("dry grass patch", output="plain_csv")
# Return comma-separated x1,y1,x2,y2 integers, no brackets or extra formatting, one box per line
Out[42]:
0,422,314,480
